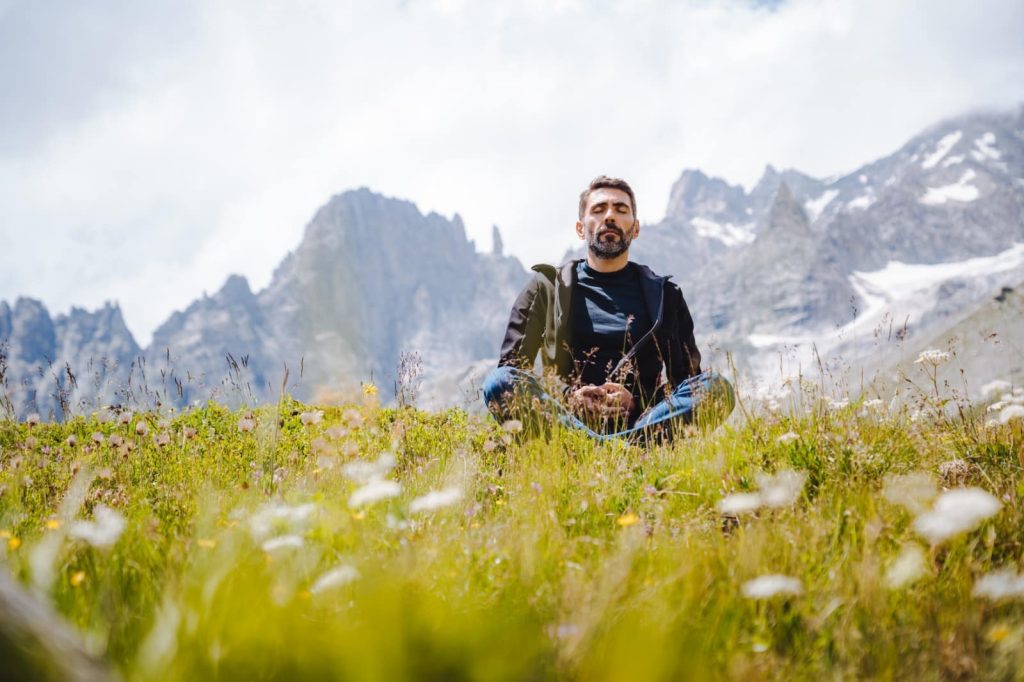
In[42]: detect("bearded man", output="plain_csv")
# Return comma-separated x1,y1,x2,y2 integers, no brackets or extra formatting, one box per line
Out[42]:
482,175,734,442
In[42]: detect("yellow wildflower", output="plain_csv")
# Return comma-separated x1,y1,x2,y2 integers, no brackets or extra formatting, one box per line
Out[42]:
987,623,1013,643
617,512,640,527
45,519,61,530
70,571,86,587
197,539,217,549
362,382,378,397
7,537,20,550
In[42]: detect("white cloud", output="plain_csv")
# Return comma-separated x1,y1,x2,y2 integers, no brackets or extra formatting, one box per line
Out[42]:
1,0,1022,344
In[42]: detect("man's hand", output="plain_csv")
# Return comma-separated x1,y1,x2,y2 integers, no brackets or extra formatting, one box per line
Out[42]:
569,382,634,422
600,382,634,416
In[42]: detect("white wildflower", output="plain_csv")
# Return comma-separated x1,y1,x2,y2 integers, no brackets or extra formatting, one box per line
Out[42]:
310,565,360,594
882,472,937,515
987,401,1006,412
862,398,885,412
348,479,402,508
299,410,323,426
999,405,1024,424
501,419,523,433
757,470,806,509
914,349,951,366
69,505,126,549
981,380,1012,399
409,486,464,513
342,452,396,484
249,502,317,540
117,411,133,426
717,492,762,515
260,534,304,552
884,545,928,589
913,487,1002,544
741,574,804,599
827,399,849,412
26,413,40,426
776,431,799,444
237,416,255,433
938,459,970,486
973,568,1024,601
135,421,149,437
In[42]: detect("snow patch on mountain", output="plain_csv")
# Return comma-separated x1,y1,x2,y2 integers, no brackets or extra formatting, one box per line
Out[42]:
941,154,964,168
690,217,755,246
747,243,1024,355
920,169,980,205
921,131,962,170
804,189,839,222
851,243,1024,315
847,194,876,211
972,132,1001,161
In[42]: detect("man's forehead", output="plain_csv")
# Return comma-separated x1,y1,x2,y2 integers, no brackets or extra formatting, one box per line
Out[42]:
586,187,632,208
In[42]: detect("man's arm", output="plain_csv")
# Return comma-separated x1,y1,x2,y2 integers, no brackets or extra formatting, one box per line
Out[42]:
497,275,547,369
667,285,702,386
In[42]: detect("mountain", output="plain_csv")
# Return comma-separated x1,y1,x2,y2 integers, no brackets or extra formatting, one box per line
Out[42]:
3,105,1024,417
0,300,140,418
1,189,527,418
616,105,1024,382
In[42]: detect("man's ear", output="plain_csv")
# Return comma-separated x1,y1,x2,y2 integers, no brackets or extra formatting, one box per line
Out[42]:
575,220,585,240
631,220,640,238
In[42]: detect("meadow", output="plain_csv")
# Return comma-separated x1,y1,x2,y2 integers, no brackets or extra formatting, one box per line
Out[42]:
1,360,1023,681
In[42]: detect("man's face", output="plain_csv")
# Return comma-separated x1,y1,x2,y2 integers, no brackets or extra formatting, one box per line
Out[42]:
576,187,639,260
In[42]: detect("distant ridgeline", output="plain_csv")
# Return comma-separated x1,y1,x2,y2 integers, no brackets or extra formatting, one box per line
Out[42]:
4,105,1024,419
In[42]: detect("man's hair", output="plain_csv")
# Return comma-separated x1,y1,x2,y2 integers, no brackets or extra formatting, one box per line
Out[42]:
578,175,637,220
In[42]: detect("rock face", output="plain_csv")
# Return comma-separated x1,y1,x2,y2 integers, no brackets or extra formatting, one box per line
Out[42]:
0,300,140,418
1,189,527,418
4,105,1024,417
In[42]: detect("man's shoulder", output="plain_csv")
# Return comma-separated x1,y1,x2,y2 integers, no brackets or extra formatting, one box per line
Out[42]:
529,260,581,283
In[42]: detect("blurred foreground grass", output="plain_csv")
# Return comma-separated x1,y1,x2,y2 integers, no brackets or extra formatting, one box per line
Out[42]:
1,380,1023,681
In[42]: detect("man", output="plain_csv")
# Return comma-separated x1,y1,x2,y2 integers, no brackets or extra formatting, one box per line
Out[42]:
482,175,733,443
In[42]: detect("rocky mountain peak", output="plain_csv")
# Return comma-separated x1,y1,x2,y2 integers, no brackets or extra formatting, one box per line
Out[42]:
10,298,56,367
491,225,504,257
764,181,810,234
665,168,747,223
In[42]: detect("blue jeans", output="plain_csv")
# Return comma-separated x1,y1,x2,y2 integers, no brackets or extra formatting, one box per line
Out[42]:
481,366,734,444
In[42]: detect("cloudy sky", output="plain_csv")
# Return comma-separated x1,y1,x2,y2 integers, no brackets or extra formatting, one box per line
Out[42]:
1,0,1022,345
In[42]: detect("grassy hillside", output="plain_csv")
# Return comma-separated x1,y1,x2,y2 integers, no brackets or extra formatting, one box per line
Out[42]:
1,373,1023,680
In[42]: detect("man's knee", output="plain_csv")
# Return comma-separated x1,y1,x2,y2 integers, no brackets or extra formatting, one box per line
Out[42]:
697,371,735,426
482,366,520,408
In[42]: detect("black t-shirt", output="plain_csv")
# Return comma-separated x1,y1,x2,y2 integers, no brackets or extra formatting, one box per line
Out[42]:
570,261,652,393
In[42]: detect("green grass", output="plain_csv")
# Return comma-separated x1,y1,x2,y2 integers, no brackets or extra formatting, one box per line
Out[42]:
1,384,1023,681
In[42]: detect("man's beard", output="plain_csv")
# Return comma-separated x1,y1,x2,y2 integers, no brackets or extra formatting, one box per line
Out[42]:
587,225,632,259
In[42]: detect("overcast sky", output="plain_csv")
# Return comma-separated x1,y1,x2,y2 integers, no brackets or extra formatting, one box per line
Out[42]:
1,0,1022,345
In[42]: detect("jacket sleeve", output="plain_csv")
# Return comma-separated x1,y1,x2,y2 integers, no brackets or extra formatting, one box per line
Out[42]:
669,285,702,385
498,275,547,369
